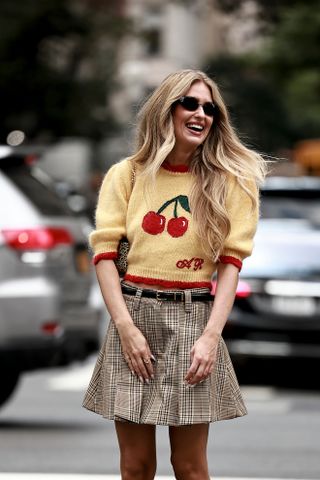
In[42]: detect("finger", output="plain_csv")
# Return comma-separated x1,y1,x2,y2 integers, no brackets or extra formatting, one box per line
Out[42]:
135,357,151,382
131,351,152,382
142,356,154,378
188,364,207,385
123,353,134,373
130,356,145,382
203,363,214,378
125,356,135,376
184,359,199,383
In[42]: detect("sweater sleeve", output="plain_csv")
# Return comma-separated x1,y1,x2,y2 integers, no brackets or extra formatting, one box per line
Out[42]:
219,175,259,271
89,160,132,265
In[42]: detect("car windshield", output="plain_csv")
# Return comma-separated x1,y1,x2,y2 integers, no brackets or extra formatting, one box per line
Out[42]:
4,165,71,216
260,191,320,227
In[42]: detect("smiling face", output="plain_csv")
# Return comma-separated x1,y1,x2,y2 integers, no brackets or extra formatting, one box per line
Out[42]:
171,80,214,155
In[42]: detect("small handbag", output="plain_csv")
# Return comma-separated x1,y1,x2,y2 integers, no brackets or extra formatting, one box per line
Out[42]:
114,238,130,276
114,163,136,276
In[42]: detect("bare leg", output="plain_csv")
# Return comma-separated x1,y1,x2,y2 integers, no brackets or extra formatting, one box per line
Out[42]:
115,421,157,480
169,423,210,480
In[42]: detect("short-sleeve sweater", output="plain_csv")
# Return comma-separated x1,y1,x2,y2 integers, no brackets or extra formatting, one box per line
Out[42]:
90,159,259,289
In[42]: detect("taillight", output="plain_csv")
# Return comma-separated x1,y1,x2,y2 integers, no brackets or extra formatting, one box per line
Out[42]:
211,279,252,298
41,321,63,336
236,280,252,298
2,228,73,250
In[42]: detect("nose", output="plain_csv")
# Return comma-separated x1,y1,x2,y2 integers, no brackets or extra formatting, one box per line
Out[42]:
194,105,205,117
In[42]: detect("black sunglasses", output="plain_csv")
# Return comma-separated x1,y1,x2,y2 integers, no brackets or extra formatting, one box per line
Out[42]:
175,96,218,118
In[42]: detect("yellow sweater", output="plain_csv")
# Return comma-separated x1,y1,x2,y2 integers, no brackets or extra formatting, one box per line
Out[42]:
90,159,259,289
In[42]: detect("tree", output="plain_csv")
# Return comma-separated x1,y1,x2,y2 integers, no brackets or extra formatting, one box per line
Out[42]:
205,55,292,153
260,2,320,138
205,0,320,152
0,0,129,143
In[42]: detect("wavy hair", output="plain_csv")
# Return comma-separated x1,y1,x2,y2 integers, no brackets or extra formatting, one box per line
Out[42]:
126,69,267,260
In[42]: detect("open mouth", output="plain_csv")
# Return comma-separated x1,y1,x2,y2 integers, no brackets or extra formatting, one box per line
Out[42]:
186,123,204,133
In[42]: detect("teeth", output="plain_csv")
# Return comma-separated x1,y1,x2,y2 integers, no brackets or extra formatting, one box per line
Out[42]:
186,123,204,131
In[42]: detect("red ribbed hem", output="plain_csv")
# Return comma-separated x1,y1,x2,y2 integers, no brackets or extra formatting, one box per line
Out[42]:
124,273,211,289
161,161,189,173
219,255,242,271
93,251,118,265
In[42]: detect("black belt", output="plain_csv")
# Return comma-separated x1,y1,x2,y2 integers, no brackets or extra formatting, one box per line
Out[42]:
121,284,214,302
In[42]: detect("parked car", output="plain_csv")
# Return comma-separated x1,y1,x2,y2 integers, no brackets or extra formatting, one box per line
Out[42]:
220,177,320,378
0,146,100,408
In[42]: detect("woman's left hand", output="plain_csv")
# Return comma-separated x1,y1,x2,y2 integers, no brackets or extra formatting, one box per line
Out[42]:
184,332,220,386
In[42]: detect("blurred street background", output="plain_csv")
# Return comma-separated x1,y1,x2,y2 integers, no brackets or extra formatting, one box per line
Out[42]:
0,0,320,479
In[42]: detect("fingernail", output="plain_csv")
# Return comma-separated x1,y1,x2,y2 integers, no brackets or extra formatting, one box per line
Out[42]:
151,355,156,362
139,376,144,384
145,379,150,384
151,374,154,380
131,370,135,376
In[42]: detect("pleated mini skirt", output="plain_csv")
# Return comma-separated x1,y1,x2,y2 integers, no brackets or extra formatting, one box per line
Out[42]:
82,284,247,426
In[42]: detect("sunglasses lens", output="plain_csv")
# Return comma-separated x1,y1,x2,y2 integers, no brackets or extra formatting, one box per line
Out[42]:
203,103,215,117
180,96,198,111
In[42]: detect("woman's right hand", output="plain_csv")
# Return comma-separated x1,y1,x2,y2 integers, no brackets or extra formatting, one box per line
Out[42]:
94,261,155,383
117,322,154,383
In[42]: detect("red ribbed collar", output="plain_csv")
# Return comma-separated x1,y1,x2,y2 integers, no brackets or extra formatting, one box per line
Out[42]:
162,161,189,173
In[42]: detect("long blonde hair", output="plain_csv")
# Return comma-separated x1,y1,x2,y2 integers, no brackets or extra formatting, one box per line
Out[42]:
126,69,267,260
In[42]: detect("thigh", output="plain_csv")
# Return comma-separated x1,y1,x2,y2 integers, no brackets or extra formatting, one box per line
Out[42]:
115,421,157,459
169,423,209,460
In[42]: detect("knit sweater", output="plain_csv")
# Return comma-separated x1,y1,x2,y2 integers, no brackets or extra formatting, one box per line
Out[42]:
90,159,259,289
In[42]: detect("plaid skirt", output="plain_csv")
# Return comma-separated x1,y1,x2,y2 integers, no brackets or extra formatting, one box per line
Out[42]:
82,285,247,426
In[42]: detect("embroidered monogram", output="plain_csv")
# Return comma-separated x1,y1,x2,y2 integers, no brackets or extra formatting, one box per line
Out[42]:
176,257,204,271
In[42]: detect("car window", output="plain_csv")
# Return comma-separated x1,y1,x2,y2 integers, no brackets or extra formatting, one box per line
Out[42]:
3,166,71,216
260,193,320,226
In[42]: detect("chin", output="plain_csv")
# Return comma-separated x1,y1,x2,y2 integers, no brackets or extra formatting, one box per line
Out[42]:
186,138,205,149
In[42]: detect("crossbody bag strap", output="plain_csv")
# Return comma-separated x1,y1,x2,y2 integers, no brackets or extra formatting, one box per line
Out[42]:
130,161,136,189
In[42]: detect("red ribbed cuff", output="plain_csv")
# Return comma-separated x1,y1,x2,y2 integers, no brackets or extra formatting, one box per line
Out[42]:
219,255,243,271
93,251,118,265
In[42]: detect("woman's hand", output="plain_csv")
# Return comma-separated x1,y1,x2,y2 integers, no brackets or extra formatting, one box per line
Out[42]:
117,322,154,384
184,332,220,386
184,263,239,386
94,260,154,384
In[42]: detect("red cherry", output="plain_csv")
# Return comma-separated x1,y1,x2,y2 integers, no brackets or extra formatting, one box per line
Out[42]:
142,211,166,235
167,217,189,237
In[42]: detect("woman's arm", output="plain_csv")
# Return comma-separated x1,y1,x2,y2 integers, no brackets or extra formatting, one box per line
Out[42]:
96,260,154,383
184,262,239,385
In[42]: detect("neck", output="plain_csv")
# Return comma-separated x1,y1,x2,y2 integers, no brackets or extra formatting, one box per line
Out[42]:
166,146,195,166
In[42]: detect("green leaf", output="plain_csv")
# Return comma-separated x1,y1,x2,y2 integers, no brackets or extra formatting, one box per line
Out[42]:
178,195,191,213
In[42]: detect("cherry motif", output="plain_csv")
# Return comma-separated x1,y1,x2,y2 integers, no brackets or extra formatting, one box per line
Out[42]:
167,217,189,237
142,211,166,235
141,195,190,237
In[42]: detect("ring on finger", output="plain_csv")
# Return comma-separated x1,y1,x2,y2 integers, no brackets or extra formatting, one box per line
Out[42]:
143,358,150,364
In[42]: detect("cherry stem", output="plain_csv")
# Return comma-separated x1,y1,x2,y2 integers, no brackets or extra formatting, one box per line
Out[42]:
173,199,178,218
157,197,178,214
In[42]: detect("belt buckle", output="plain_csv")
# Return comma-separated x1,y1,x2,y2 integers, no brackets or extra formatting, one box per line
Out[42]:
156,291,162,301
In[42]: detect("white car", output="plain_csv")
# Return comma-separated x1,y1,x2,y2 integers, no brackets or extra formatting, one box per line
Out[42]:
0,146,100,408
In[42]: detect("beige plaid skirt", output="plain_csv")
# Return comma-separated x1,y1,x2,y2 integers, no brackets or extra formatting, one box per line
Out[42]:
82,285,247,426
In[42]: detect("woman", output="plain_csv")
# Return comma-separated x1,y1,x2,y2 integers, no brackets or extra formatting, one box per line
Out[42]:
83,69,266,479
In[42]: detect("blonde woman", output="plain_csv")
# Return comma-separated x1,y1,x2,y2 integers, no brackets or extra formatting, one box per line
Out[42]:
83,69,266,479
